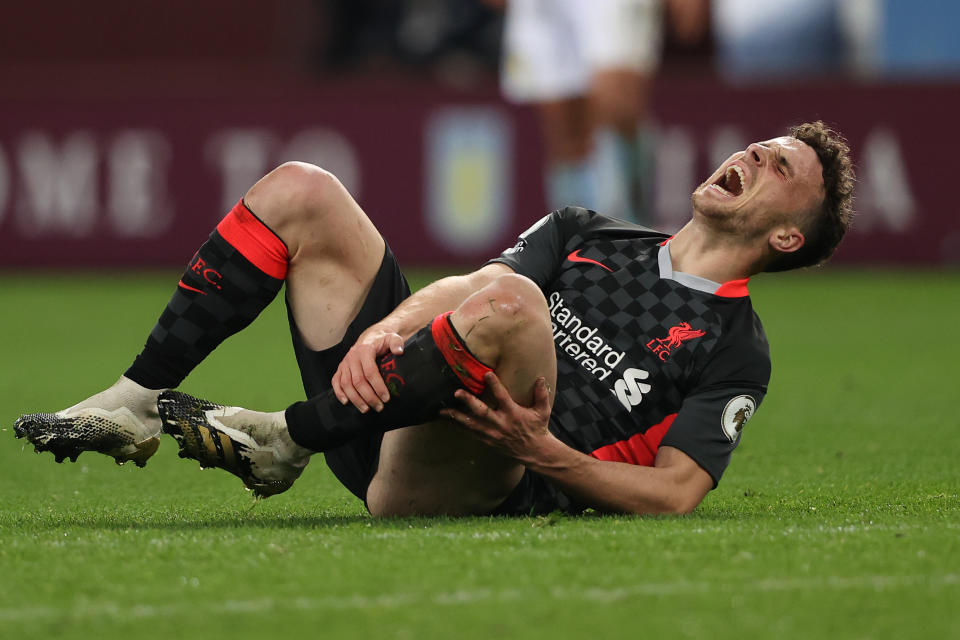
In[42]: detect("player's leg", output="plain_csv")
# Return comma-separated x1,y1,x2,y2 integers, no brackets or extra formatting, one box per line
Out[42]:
583,0,663,224
11,191,292,467
366,272,557,516
590,68,656,223
243,162,385,353
500,0,597,211
14,162,383,471
537,97,597,211
158,271,557,510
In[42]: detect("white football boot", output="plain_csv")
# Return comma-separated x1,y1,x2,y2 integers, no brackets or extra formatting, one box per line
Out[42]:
14,376,163,467
158,391,312,497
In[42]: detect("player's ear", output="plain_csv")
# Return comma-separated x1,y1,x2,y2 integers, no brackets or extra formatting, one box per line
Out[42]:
768,226,804,254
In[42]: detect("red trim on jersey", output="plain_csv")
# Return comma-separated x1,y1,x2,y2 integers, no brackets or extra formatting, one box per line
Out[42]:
714,278,750,298
216,200,289,279
658,235,676,247
589,413,678,466
430,312,493,395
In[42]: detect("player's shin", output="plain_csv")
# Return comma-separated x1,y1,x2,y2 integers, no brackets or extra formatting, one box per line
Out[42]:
125,200,288,390
284,312,492,451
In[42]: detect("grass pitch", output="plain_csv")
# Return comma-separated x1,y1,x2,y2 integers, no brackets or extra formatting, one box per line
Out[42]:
1,268,958,639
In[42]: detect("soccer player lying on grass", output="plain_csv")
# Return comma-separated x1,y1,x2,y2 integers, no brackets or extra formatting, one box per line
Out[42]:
14,121,854,516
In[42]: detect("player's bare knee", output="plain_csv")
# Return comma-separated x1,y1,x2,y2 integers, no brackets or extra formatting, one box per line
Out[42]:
244,162,354,251
452,274,551,366
462,274,546,328
252,162,342,216
492,273,550,322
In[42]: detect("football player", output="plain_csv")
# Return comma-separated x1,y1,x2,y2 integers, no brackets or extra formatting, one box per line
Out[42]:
15,122,854,516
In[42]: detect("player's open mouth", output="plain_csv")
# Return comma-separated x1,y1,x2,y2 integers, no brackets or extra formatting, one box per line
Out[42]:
708,165,746,198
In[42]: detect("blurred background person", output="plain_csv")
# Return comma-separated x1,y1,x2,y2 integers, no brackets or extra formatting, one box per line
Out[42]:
485,0,709,225
713,0,960,80
312,0,503,84
712,0,845,80
1,0,959,270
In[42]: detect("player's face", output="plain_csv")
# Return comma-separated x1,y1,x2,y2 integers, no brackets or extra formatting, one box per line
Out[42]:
691,136,824,239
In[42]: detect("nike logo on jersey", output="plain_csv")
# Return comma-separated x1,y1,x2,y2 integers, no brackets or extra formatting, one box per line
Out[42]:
567,249,613,272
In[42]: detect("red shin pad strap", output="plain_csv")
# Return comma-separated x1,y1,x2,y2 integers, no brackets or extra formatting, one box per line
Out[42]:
430,312,493,395
216,200,289,279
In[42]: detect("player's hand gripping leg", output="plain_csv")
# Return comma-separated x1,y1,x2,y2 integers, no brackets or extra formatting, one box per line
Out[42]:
331,328,406,413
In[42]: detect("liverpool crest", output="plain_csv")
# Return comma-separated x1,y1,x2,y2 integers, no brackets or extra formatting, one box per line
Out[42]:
645,322,706,361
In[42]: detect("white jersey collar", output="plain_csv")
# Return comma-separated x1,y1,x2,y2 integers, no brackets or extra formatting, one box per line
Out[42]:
657,242,723,295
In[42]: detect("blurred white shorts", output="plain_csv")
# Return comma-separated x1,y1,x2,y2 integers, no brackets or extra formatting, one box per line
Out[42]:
501,0,663,103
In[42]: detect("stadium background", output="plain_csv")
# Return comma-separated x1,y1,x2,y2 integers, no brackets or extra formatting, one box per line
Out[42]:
1,2,958,639
1,0,957,268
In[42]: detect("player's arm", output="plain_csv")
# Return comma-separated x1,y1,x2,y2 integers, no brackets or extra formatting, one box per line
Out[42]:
443,373,713,515
373,263,515,342
526,442,713,515
332,262,515,412
334,208,573,412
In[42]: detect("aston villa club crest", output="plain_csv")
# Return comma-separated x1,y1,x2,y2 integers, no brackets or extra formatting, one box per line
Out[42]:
646,322,706,361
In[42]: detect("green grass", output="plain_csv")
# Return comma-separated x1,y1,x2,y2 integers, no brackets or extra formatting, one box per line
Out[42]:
1,268,958,639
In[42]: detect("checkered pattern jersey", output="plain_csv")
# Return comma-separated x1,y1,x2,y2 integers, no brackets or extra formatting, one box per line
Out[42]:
489,207,771,486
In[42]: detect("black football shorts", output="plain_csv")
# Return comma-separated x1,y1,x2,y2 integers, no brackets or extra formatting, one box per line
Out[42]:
286,242,578,515
285,242,410,503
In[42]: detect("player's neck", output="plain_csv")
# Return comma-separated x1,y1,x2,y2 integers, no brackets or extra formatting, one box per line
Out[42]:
669,221,764,283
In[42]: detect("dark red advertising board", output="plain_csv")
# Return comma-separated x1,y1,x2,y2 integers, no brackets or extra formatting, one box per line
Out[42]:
0,78,955,268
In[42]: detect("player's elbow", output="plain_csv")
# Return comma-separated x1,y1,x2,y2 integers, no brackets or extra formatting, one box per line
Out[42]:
666,493,702,515
615,488,702,516
647,449,713,515
664,482,707,515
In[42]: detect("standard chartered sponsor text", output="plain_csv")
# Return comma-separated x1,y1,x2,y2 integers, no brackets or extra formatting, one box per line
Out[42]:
548,291,624,381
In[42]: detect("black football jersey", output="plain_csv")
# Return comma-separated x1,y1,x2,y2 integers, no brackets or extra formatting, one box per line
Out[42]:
489,207,771,487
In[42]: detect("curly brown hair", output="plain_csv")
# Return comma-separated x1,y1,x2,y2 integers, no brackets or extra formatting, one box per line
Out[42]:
764,121,856,272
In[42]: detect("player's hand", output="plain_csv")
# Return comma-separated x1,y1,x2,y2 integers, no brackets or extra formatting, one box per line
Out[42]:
440,372,553,463
332,327,405,413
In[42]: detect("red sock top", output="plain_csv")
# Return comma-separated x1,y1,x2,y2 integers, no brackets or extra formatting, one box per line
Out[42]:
430,312,493,395
216,200,289,279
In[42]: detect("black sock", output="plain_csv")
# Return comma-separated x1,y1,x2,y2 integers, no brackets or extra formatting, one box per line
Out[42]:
125,200,289,389
285,312,492,452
